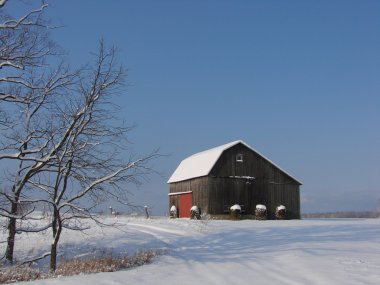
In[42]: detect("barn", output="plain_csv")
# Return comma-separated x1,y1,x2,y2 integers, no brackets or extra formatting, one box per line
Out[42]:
168,140,302,219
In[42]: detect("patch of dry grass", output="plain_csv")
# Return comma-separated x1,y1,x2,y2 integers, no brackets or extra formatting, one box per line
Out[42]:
55,250,159,276
0,250,162,284
0,267,42,284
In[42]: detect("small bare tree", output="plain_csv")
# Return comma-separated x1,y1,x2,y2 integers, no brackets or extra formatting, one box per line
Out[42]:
27,42,159,271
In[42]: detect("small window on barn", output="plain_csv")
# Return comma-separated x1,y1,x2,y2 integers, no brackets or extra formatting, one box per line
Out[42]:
236,154,243,162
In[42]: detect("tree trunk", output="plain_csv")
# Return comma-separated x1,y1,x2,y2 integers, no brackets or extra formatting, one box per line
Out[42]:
50,241,58,272
52,211,58,238
5,201,18,263
50,209,62,272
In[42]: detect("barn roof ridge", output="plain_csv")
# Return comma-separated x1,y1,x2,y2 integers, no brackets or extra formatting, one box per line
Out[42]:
186,140,244,160
167,140,302,184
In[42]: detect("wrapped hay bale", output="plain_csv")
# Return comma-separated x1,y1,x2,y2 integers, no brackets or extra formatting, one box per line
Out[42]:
275,205,286,220
190,205,201,220
255,204,267,220
169,205,177,219
230,204,241,220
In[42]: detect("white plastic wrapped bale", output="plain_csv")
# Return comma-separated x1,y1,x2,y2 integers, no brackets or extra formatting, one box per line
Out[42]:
230,204,241,211
230,204,241,220
190,205,201,220
255,204,267,220
170,205,177,218
276,205,286,211
275,205,286,220
256,204,266,210
190,205,199,212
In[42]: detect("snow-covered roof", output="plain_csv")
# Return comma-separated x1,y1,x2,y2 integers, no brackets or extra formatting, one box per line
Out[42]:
167,140,302,184
168,141,240,183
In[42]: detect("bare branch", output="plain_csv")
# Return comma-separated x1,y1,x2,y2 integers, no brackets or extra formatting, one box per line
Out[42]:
18,252,51,267
0,4,48,30
17,223,51,234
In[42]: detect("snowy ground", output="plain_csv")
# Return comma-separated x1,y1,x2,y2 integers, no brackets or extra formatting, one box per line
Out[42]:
3,216,380,285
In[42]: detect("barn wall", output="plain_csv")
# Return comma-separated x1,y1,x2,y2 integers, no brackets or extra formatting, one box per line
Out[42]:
208,177,254,214
266,184,300,219
209,143,301,219
169,177,209,215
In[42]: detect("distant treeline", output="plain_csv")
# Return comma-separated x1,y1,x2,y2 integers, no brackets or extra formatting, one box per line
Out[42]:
302,211,380,219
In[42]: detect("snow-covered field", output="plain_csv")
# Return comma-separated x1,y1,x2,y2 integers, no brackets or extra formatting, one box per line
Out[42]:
3,216,380,285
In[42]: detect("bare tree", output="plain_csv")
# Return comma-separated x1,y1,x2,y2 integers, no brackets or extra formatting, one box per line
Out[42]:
26,42,160,271
1,2,161,268
0,2,76,263
0,66,77,263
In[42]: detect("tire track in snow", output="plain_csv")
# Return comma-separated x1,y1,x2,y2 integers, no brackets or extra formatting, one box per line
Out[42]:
127,223,188,236
126,223,191,250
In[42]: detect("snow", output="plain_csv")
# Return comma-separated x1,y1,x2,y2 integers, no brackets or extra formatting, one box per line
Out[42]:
170,205,177,212
230,204,241,211
168,191,192,196
167,141,240,183
190,206,199,212
3,217,380,285
167,140,302,184
277,205,286,211
229,175,255,180
256,204,267,210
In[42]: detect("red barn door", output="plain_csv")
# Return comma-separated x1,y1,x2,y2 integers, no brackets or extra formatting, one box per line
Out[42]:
179,193,192,218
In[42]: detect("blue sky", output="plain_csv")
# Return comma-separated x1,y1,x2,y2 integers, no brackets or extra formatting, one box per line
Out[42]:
7,0,380,214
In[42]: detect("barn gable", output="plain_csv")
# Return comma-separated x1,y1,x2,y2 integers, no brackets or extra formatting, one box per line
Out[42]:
168,140,302,185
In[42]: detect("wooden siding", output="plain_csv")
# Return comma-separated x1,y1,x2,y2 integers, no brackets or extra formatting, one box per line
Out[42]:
169,177,209,215
208,177,254,214
266,185,300,219
209,143,300,218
